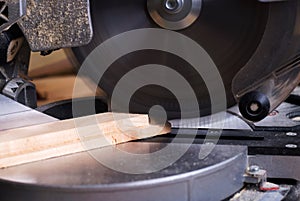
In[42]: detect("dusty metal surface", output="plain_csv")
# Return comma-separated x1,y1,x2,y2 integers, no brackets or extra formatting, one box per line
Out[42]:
231,189,285,201
18,0,93,51
254,102,300,129
170,110,252,130
249,155,300,181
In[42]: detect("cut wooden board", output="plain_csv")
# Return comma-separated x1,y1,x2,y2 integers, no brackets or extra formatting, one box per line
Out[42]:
0,113,170,169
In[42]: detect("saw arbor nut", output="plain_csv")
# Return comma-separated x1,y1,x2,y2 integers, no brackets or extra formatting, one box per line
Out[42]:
147,0,202,30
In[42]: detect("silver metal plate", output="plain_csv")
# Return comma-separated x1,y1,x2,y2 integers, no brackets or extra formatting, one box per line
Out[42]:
0,143,247,201
0,94,56,131
249,155,300,181
0,94,29,116
0,110,57,131
170,110,252,130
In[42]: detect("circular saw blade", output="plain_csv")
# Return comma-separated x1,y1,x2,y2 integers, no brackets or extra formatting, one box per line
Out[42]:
72,0,269,119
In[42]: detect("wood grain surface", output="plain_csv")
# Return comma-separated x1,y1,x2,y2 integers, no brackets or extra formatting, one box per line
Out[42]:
0,113,170,168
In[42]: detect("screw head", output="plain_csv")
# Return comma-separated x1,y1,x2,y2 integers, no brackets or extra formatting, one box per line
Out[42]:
248,165,260,173
286,132,298,137
285,144,298,149
250,102,260,112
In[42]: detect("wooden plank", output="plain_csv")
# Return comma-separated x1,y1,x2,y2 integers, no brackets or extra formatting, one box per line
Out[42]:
0,113,170,168
34,75,106,106
29,50,74,78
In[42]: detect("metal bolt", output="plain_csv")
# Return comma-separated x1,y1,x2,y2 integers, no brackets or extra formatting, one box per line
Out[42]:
164,0,183,13
250,102,260,112
248,165,260,173
285,144,298,149
286,132,298,137
204,142,215,146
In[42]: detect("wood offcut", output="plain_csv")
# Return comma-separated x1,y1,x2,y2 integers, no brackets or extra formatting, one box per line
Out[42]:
0,112,170,168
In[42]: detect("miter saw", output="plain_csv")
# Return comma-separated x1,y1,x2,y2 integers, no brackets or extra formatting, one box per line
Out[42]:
0,0,300,200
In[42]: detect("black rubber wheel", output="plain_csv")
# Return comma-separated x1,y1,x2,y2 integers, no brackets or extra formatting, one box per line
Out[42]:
238,91,270,122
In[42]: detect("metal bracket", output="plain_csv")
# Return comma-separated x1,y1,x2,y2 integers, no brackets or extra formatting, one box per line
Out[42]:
244,165,267,185
0,0,26,32
18,0,93,51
